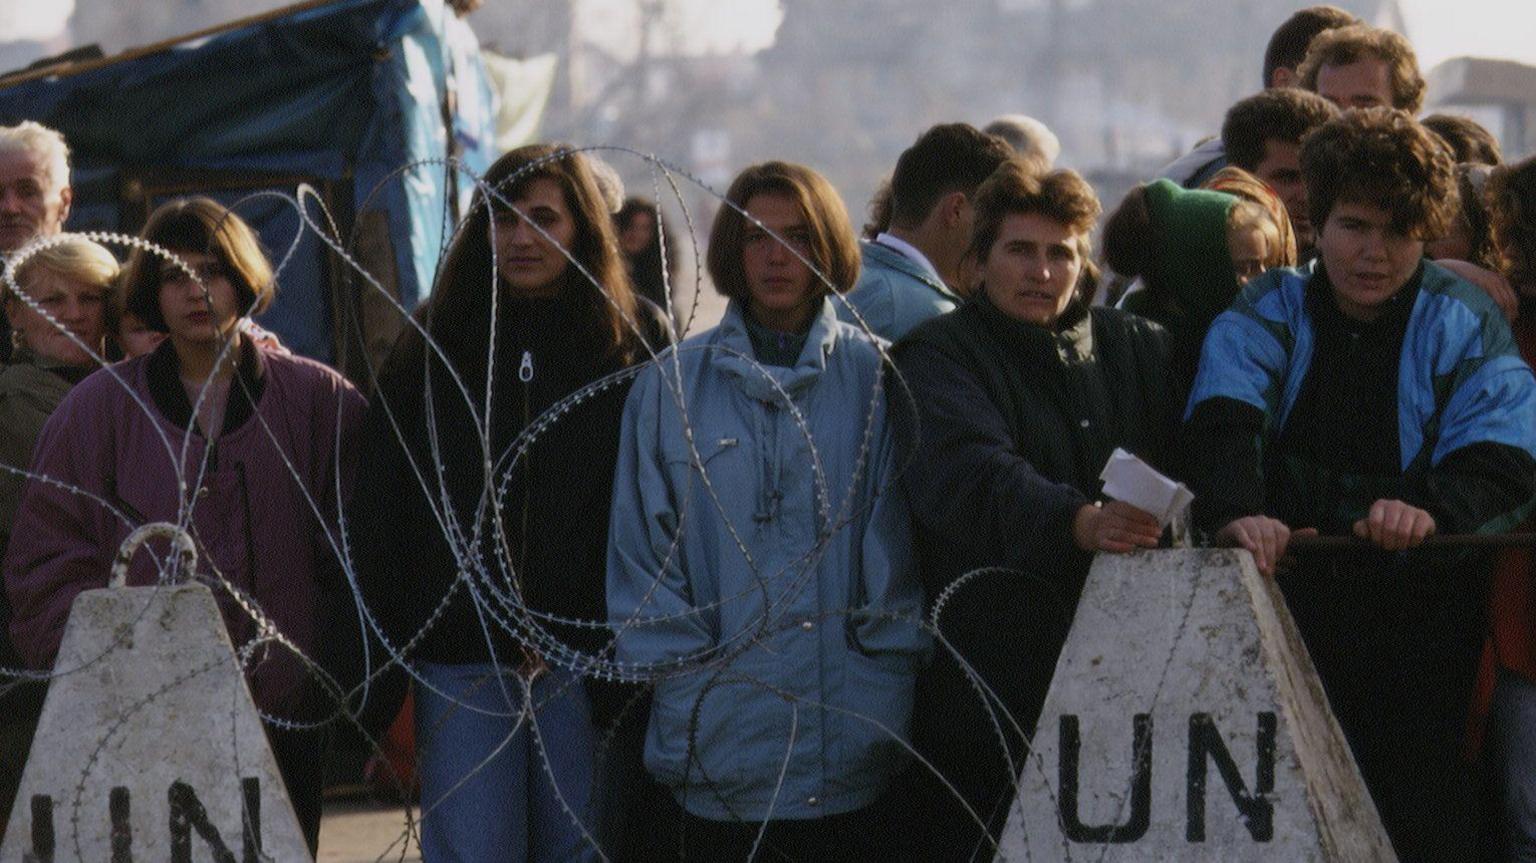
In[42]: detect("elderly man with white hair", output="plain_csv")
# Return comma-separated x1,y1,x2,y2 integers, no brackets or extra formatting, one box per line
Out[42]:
0,119,70,839
0,121,73,364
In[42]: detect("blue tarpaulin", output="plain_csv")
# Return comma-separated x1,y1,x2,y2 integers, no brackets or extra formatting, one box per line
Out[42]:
0,0,498,364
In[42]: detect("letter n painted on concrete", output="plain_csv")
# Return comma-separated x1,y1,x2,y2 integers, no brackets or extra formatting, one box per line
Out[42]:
240,777,263,863
1059,714,1152,843
168,781,240,863
110,787,132,862
1186,712,1275,841
23,794,53,863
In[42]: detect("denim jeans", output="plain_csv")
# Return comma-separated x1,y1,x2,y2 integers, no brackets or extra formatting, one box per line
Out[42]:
1492,671,1536,862
414,661,599,862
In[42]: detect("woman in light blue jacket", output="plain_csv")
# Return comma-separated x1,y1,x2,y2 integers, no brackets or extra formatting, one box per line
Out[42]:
607,161,927,861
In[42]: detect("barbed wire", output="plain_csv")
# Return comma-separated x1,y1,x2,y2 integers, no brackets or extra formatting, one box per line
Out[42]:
0,145,1185,863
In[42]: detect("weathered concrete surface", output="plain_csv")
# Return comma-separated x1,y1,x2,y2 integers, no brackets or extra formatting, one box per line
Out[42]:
1,583,310,861
996,549,1395,862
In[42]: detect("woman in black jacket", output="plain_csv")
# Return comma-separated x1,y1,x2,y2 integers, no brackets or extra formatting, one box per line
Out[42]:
891,161,1177,861
349,143,668,862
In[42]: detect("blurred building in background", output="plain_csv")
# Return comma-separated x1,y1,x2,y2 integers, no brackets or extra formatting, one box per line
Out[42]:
0,0,1530,330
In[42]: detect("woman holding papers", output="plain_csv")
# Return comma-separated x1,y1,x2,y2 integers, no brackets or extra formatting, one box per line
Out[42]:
889,159,1177,860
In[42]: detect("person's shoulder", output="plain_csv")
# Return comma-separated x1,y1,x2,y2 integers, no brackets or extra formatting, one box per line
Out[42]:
1093,306,1173,369
1223,265,1312,325
266,347,352,386
630,324,717,387
832,317,889,349
263,347,365,412
829,318,893,372
71,356,147,401
900,297,973,342
39,358,145,432
1092,304,1166,333
1421,260,1502,317
854,242,929,292
0,361,55,393
889,301,977,371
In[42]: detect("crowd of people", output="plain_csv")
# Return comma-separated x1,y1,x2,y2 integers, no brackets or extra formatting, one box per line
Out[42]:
1,5,1536,862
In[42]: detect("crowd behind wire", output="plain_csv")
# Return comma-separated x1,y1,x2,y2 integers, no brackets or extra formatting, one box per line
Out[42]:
1,5,1536,861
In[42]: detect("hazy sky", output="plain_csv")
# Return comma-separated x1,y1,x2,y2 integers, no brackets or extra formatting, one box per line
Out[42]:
0,0,72,42
3,0,1534,74
1398,0,1536,70
574,0,1536,71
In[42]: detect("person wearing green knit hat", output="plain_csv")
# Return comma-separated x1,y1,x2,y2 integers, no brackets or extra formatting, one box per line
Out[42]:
1108,177,1286,394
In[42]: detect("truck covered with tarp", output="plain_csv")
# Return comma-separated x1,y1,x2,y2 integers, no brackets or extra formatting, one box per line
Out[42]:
0,0,499,370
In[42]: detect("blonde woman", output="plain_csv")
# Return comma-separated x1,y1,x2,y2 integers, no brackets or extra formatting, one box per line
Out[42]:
0,235,115,831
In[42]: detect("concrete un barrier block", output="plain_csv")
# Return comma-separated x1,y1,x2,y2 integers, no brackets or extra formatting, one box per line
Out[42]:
1,583,310,862
996,549,1395,862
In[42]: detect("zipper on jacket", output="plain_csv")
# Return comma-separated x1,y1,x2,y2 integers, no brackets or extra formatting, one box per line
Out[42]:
754,400,783,525
516,349,545,680
517,351,533,596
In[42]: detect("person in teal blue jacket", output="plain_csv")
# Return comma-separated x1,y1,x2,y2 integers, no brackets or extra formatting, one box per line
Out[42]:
1184,108,1536,859
838,124,1012,340
607,161,927,862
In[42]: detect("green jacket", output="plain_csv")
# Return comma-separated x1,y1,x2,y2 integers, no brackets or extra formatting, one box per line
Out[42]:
0,357,75,550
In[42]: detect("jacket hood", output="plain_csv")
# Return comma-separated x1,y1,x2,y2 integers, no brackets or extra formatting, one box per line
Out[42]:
1144,178,1240,321
715,297,842,402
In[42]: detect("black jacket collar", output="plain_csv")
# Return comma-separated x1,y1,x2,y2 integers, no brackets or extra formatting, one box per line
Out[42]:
974,290,1095,366
146,335,266,437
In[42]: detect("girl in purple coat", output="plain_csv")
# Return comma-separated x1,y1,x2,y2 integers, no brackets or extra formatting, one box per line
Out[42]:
2,199,364,851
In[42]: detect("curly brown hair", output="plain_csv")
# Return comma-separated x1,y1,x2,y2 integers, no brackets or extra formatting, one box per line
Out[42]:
969,159,1101,297
1489,155,1536,288
1300,108,1457,240
1298,24,1424,113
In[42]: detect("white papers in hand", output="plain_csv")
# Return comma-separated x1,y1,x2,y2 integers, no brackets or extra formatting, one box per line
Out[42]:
1098,448,1194,528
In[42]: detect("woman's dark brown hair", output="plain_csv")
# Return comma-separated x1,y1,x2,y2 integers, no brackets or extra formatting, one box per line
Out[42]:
706,161,860,302
1300,108,1457,240
425,143,641,367
615,196,678,309
121,197,275,333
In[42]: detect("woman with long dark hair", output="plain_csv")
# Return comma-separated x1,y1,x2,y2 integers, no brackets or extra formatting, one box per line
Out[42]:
616,196,680,312
350,143,667,862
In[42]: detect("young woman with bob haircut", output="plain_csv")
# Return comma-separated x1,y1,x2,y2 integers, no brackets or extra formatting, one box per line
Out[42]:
891,159,1176,857
1183,108,1536,857
607,160,927,861
349,143,669,862
3,198,365,851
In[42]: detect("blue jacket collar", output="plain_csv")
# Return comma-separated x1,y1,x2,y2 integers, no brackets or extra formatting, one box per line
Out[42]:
715,298,840,401
861,239,959,301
